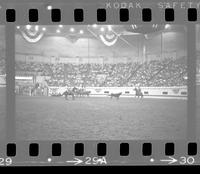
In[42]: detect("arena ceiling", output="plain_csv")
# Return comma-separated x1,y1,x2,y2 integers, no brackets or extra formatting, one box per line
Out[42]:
15,24,186,59
15,24,186,47
16,24,185,37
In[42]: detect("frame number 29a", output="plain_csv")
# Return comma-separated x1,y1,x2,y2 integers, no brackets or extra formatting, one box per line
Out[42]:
85,157,107,165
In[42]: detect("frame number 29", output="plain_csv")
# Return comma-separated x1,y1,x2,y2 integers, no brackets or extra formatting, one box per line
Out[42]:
0,158,13,166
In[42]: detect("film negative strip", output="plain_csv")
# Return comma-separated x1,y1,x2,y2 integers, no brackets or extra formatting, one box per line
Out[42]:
0,0,199,166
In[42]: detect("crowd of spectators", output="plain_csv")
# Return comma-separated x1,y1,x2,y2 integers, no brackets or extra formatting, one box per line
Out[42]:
15,57,188,87
197,58,200,74
0,57,5,75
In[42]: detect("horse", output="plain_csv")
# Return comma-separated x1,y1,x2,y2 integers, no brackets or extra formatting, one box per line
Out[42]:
83,91,91,97
109,92,122,100
30,83,39,96
75,88,91,97
74,88,83,97
79,90,91,97
62,87,78,100
134,87,143,98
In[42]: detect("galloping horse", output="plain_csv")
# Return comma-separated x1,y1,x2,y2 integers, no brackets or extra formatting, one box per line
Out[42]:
62,87,78,100
134,87,143,98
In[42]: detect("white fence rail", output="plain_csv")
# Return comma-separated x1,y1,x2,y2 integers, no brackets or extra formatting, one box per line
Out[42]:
48,86,187,98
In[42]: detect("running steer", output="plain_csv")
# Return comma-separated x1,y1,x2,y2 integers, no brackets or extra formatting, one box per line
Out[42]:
109,92,122,99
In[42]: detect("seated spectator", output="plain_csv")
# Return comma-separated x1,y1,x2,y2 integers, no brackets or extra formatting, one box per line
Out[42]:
15,56,187,87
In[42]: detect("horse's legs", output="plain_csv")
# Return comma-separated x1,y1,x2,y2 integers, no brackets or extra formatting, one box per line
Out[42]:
31,89,34,96
72,94,75,100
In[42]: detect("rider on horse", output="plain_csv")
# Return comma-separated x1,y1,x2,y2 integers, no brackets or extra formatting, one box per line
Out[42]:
63,86,77,100
31,83,40,96
134,85,143,98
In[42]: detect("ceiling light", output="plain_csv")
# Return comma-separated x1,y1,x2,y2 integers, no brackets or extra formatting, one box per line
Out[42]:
56,29,61,33
131,25,137,30
35,25,39,31
26,25,31,30
107,25,112,31
165,24,170,29
100,27,105,32
70,28,75,32
92,24,98,28
153,24,158,28
79,30,84,34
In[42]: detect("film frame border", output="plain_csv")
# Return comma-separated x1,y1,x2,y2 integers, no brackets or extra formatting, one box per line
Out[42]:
0,0,199,166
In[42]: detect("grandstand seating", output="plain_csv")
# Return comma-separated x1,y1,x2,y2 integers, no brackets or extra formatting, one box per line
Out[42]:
0,57,5,75
14,57,188,87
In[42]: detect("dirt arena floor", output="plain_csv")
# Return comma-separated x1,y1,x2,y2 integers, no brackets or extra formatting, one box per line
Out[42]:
14,95,188,140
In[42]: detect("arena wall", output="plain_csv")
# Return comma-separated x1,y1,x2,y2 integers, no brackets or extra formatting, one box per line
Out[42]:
48,86,187,99
0,75,6,87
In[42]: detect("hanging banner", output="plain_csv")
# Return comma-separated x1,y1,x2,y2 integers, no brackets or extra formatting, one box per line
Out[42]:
20,25,44,43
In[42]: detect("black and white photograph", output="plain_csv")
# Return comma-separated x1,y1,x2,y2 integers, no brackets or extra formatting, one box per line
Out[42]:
196,24,200,138
15,24,188,140
0,26,6,140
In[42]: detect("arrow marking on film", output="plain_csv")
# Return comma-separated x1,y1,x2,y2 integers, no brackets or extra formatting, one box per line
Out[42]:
160,156,178,164
66,158,83,165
